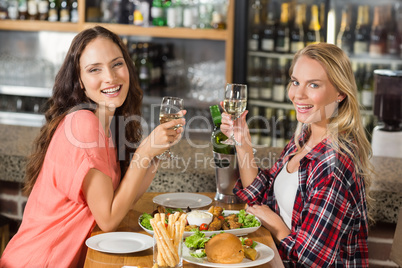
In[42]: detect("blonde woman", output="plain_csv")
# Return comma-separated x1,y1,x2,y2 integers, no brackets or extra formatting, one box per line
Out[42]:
221,43,372,267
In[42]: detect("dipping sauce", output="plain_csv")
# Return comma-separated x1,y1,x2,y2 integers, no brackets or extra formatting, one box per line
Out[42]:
188,210,211,219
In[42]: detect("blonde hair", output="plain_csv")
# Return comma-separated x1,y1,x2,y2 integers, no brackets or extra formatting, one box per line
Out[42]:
288,43,374,220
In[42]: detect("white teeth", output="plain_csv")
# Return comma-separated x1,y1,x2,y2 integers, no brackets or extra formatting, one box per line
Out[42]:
101,86,120,94
297,105,313,109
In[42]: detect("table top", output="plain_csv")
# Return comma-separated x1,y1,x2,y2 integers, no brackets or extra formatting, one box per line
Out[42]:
84,192,284,268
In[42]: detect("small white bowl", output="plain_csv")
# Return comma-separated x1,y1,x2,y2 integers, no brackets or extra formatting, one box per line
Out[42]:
187,211,213,226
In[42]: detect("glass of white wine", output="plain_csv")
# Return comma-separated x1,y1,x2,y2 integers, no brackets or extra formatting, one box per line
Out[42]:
222,83,247,146
156,96,184,160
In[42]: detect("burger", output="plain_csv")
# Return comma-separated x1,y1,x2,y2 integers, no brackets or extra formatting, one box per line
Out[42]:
204,233,244,264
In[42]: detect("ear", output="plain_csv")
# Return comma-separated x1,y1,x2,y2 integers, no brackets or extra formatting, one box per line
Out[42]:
338,93,346,102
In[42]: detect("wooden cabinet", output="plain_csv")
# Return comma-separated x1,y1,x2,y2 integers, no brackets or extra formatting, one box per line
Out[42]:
0,0,235,83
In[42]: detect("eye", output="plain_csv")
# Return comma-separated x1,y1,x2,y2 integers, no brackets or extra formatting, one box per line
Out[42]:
291,80,299,86
89,68,100,73
310,83,319,88
113,61,124,68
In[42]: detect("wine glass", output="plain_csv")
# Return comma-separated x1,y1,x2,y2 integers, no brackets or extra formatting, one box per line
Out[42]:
222,83,247,146
156,96,184,160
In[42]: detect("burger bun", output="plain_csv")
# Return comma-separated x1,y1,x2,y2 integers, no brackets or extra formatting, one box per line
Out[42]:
205,233,244,264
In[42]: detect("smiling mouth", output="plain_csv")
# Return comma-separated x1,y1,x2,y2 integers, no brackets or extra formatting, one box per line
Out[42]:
101,86,121,94
297,104,314,110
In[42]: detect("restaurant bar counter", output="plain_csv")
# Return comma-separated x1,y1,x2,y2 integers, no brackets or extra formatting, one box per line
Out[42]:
1,124,401,223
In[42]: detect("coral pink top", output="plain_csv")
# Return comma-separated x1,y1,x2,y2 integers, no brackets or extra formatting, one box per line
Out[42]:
1,110,120,268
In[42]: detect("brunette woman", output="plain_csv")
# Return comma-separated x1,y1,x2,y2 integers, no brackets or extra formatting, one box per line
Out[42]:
0,26,185,267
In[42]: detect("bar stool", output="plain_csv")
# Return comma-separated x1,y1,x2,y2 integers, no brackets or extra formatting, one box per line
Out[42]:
0,215,11,255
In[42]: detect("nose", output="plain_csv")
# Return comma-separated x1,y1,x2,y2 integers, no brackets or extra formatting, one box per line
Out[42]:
290,83,306,101
104,67,116,83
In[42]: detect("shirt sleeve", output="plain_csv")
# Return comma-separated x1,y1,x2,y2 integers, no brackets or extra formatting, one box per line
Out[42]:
52,110,114,204
278,155,358,267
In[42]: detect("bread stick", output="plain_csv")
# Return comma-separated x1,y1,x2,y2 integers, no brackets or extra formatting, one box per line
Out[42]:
157,221,179,265
151,219,176,267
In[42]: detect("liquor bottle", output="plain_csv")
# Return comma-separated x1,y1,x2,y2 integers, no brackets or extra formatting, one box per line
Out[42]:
387,5,401,56
210,105,235,155
59,0,70,22
27,0,38,20
274,108,286,148
47,0,58,21
369,6,387,57
182,0,198,29
361,64,373,108
166,0,183,28
248,106,261,147
198,0,212,29
7,0,19,20
260,107,273,147
70,0,78,22
136,43,153,92
272,58,286,103
260,1,276,53
319,2,326,43
290,4,305,53
247,56,261,100
305,4,321,46
151,0,165,26
285,109,297,144
38,0,49,20
18,0,28,20
275,2,290,53
354,5,370,56
248,1,262,51
336,6,353,56
211,10,225,29
260,57,273,101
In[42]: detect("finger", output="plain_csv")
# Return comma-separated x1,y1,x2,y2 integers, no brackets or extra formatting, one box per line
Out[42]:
161,118,185,129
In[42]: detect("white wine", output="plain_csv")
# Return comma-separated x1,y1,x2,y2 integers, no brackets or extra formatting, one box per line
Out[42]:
223,99,247,119
159,113,183,130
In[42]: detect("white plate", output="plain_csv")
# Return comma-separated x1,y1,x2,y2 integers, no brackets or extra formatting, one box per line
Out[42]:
182,242,274,267
85,232,153,254
139,210,261,237
153,193,212,209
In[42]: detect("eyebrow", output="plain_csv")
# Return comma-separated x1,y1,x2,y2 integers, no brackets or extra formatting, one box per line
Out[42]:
291,75,322,83
84,56,124,69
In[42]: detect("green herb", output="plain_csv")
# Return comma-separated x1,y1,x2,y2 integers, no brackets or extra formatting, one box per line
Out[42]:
140,213,153,230
190,249,206,258
184,229,210,250
239,237,258,249
237,210,260,228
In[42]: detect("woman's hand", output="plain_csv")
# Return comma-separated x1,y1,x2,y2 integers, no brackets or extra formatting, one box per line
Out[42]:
138,110,187,159
220,101,250,147
246,204,291,242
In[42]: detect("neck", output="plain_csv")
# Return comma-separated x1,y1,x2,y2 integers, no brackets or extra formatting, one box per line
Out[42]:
305,124,328,150
95,106,115,137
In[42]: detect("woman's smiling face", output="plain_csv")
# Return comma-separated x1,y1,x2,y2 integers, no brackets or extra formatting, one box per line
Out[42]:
79,37,129,114
288,55,344,128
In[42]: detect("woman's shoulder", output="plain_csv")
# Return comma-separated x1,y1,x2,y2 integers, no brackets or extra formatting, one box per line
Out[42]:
62,109,105,142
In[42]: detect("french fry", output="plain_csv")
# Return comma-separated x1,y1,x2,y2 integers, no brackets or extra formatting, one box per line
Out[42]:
168,213,174,237
174,221,181,248
157,221,179,264
160,213,166,225
151,219,175,267
173,211,180,223
154,213,161,223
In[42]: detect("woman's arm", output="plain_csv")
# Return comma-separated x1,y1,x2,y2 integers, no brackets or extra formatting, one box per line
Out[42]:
82,116,185,232
220,109,258,188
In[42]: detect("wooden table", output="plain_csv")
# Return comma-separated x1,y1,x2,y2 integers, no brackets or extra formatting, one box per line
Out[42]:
84,192,284,268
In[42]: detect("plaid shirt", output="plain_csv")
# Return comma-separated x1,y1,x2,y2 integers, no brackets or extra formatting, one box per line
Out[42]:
234,130,369,267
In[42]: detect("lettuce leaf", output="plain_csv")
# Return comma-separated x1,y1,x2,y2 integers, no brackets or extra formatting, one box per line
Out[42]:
237,210,260,228
140,213,153,230
184,229,210,250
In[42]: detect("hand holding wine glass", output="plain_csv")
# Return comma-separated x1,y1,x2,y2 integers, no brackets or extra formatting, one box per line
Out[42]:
222,83,247,146
157,96,184,160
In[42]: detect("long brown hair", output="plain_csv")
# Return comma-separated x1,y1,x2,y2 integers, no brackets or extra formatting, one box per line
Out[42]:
24,26,143,194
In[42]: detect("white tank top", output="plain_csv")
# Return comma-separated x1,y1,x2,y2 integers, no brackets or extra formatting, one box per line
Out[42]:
273,161,299,230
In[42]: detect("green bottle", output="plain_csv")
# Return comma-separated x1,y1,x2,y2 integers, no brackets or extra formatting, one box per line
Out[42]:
210,105,235,155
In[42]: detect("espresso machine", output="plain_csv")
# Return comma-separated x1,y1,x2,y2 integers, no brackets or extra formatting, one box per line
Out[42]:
371,70,402,159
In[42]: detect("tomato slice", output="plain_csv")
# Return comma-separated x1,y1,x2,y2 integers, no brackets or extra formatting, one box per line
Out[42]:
199,223,208,231
244,238,253,247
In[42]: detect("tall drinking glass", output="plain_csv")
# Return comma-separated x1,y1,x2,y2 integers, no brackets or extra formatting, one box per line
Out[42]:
222,83,247,146
157,96,184,160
